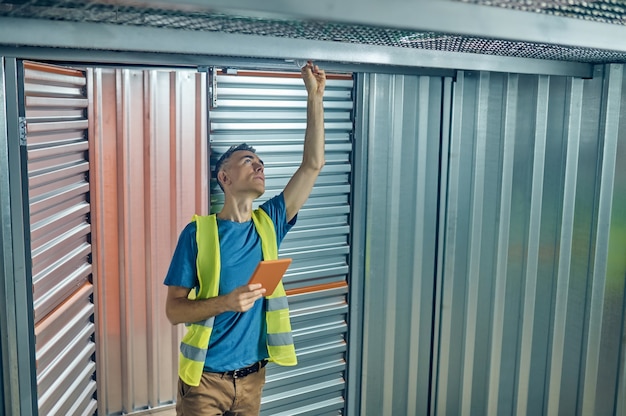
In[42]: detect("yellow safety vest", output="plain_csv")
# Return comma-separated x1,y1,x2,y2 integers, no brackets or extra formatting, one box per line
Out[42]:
178,208,297,386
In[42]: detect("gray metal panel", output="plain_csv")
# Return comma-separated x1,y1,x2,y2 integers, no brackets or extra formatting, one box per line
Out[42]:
209,69,353,415
359,73,444,416
0,334,3,415
1,54,11,416
582,63,626,416
264,286,349,416
23,61,97,415
436,66,626,415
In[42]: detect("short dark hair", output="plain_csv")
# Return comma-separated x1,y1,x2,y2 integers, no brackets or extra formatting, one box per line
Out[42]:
213,143,257,191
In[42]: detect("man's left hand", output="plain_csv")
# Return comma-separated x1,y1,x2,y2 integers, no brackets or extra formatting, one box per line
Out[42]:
301,61,326,98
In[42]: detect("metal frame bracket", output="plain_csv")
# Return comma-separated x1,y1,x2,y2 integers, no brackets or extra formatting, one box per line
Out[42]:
18,117,26,146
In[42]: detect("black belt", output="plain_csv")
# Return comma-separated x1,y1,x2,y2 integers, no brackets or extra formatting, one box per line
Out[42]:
225,360,268,379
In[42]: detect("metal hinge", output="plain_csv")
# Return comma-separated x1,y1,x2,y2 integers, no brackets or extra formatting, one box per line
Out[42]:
199,65,220,108
209,66,217,109
198,65,218,109
198,66,222,108
18,117,27,146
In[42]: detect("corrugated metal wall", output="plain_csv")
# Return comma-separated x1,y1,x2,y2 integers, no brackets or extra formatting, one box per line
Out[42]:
209,69,353,416
22,61,98,415
14,59,624,416
358,65,626,416
358,73,448,416
90,68,208,415
437,65,626,415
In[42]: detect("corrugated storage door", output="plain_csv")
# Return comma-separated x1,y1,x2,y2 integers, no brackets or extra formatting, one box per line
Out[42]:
209,69,353,416
22,61,97,416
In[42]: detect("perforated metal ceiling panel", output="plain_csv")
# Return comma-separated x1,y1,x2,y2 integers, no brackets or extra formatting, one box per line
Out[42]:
460,0,626,24
0,0,625,63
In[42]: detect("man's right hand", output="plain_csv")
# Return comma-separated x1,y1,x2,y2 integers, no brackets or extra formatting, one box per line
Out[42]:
165,283,266,325
225,284,266,312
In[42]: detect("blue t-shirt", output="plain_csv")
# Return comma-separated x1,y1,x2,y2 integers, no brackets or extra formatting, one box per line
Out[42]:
163,193,296,372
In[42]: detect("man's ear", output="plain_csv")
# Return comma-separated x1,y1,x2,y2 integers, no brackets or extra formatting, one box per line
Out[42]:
218,170,229,187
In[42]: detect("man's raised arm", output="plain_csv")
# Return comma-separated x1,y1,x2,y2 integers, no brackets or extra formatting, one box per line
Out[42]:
283,61,326,222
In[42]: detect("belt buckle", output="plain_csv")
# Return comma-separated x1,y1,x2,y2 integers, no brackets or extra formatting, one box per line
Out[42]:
232,364,251,379
231,360,264,379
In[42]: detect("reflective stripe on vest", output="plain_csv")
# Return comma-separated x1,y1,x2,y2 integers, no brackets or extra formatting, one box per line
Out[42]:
178,209,297,387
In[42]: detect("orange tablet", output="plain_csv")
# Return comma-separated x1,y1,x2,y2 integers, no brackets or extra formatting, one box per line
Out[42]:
247,258,292,294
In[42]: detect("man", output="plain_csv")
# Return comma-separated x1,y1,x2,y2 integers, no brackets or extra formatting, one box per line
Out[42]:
164,61,326,416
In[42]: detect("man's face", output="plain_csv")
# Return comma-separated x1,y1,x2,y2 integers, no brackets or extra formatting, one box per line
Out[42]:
218,150,265,197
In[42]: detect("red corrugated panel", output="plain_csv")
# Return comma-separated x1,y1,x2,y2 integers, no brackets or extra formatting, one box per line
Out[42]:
89,67,208,414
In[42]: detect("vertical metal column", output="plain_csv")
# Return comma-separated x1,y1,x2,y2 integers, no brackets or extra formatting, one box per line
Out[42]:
346,72,368,416
0,57,38,416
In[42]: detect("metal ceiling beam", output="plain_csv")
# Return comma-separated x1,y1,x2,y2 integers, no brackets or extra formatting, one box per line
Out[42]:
132,0,626,54
0,46,458,77
0,17,592,77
